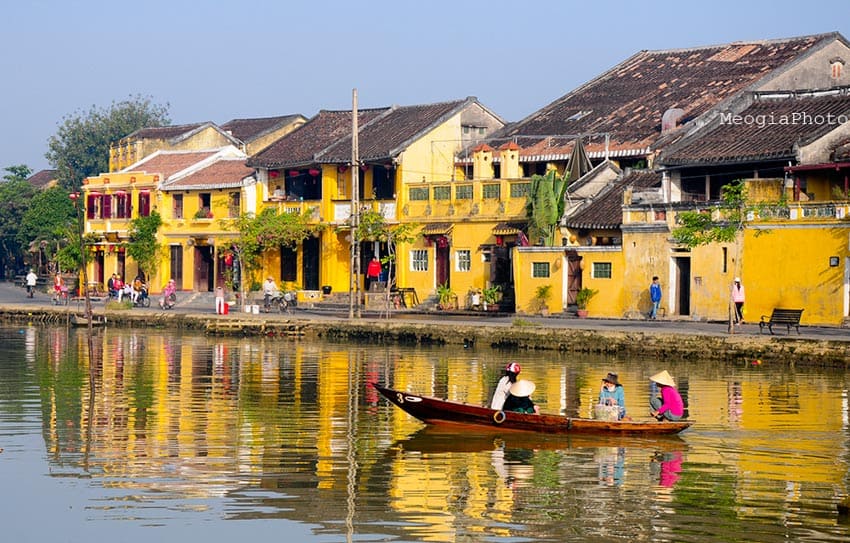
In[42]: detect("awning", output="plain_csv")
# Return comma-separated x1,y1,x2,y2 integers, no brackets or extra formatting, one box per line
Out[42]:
420,223,453,235
492,222,526,236
784,161,850,173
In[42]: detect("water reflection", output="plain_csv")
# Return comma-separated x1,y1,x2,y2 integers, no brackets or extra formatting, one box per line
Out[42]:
0,325,848,542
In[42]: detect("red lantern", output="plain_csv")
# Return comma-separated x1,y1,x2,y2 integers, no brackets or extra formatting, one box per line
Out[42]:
288,170,300,177
496,235,504,246
224,254,233,266
308,168,320,177
269,170,280,179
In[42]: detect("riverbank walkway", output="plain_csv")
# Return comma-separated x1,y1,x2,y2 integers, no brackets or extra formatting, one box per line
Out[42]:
2,281,847,343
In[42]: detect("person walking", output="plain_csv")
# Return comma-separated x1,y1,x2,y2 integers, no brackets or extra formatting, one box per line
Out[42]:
649,276,662,320
366,256,382,292
731,277,745,324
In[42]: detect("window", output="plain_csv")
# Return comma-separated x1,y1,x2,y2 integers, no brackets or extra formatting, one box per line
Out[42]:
138,192,151,217
455,185,473,199
199,193,211,217
455,250,471,272
409,187,429,201
532,262,550,278
592,262,612,279
115,193,131,218
173,194,183,220
510,183,530,198
170,245,183,284
411,249,428,272
228,192,240,218
483,184,501,199
433,186,451,200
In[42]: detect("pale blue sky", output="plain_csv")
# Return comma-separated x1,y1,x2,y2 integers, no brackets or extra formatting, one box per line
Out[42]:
2,0,848,173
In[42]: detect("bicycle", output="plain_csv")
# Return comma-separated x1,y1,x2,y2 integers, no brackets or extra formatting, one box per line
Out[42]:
52,287,69,306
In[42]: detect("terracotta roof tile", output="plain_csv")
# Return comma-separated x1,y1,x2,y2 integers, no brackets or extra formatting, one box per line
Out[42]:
247,108,390,168
661,89,850,165
26,169,58,189
126,123,207,141
565,170,661,229
125,150,219,179
220,115,304,143
495,33,836,159
164,158,254,190
316,99,471,163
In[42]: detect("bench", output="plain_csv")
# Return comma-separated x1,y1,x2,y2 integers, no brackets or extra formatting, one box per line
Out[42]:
759,308,803,335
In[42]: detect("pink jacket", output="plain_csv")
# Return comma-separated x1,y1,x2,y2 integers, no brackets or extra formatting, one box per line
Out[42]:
731,284,745,303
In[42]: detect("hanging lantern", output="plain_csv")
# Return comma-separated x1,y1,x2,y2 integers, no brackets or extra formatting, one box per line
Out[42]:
224,254,233,266
288,170,300,177
308,168,320,177
496,235,504,246
269,170,280,179
338,165,349,173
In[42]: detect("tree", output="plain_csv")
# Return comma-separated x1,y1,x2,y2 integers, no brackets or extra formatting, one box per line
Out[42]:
671,180,767,333
2,165,32,183
353,210,418,318
228,208,324,304
0,179,38,277
46,95,170,190
18,186,77,267
526,169,569,246
126,212,163,280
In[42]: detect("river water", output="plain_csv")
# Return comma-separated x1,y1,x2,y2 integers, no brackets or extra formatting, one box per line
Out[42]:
0,325,848,542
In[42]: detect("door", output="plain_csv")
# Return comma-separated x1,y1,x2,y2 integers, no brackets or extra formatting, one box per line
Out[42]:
673,257,691,316
302,237,320,291
566,251,582,305
436,242,450,287
194,246,214,292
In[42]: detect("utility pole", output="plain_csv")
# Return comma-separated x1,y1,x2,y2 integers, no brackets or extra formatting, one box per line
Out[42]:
349,89,361,318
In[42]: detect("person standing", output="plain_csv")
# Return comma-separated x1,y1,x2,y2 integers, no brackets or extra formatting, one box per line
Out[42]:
366,256,382,292
731,277,745,324
263,276,278,309
649,370,684,421
215,285,225,314
649,276,662,320
25,269,38,298
491,362,521,410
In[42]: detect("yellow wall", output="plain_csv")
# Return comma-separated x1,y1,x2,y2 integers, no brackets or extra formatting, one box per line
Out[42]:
513,249,565,314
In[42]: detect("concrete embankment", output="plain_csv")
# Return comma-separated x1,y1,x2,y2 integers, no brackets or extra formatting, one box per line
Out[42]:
2,305,849,368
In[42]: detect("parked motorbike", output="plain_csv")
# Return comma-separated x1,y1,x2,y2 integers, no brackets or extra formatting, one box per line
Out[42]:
159,292,177,310
264,291,296,313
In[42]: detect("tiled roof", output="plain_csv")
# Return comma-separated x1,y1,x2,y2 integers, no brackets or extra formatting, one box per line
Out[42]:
124,150,219,179
564,170,661,229
26,169,58,189
220,115,304,143
164,158,254,190
247,108,390,168
316,99,473,163
661,89,850,166
494,33,837,160
125,123,207,141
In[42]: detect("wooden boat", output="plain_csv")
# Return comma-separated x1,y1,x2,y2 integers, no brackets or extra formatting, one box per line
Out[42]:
70,314,106,327
373,384,692,436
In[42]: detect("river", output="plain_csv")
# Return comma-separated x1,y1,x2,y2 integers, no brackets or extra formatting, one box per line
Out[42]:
0,325,848,542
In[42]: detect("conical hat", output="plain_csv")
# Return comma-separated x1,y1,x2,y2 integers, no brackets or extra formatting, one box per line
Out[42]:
650,370,675,387
509,380,536,397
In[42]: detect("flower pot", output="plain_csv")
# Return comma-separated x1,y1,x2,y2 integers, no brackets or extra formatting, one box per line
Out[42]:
576,309,588,318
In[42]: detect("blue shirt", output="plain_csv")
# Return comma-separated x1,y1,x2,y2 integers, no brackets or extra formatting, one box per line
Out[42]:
650,282,662,303
598,385,626,419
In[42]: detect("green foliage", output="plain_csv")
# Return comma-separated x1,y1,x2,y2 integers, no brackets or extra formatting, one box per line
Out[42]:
18,186,76,250
482,284,502,304
526,169,569,246
672,180,748,247
534,284,552,308
436,282,455,307
0,179,38,270
575,287,598,310
511,317,540,328
46,95,170,190
228,208,324,296
2,165,32,183
126,212,163,278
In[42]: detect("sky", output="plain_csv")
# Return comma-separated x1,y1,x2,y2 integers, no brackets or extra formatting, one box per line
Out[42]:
2,0,849,174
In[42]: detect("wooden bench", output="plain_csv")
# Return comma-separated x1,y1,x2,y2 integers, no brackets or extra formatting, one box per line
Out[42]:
759,308,803,335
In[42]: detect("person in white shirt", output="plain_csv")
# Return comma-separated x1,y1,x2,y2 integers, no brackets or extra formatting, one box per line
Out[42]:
25,269,38,298
491,362,522,410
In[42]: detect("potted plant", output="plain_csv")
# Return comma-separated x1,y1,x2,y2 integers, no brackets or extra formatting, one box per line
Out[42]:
575,287,598,318
533,284,552,316
482,285,501,311
436,282,456,310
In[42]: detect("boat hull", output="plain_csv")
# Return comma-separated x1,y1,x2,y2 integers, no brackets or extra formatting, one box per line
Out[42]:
374,384,691,436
